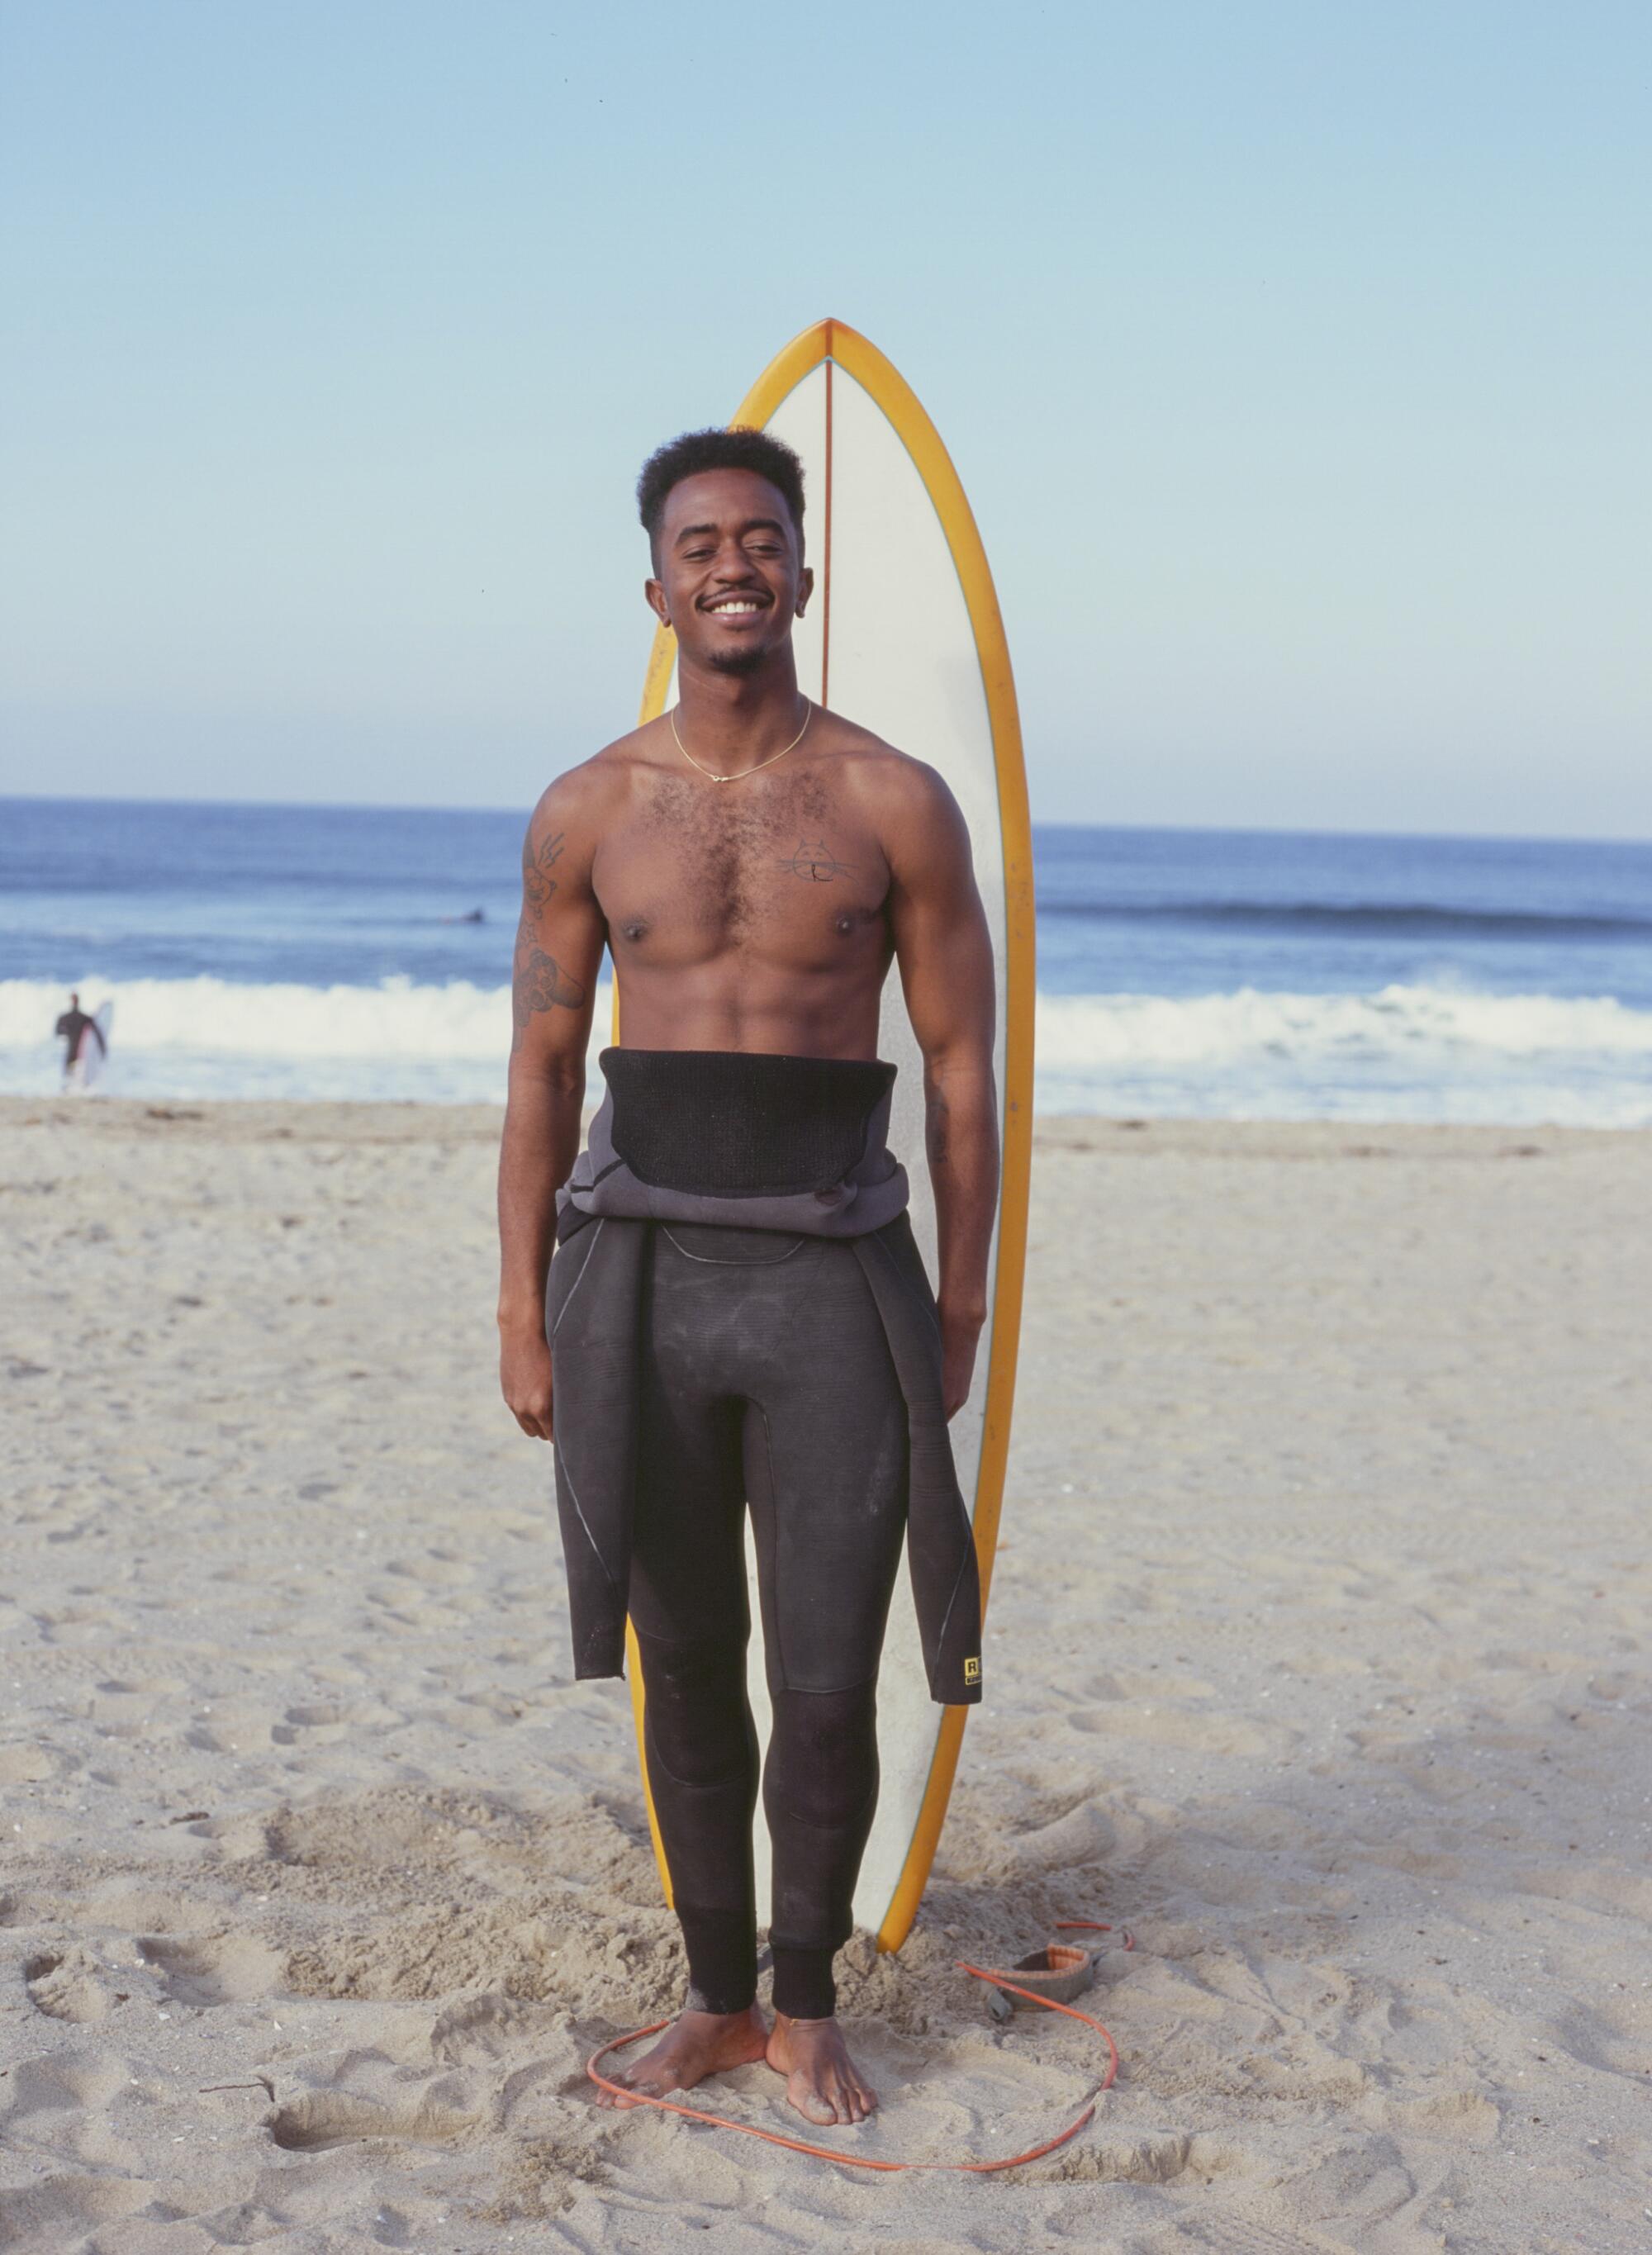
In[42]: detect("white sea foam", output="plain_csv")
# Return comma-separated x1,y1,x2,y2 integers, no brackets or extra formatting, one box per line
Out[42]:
1033,984,1652,1124
2,976,1649,1123
0,975,608,1107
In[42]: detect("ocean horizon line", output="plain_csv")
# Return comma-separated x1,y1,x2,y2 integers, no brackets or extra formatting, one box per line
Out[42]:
3,790,1650,855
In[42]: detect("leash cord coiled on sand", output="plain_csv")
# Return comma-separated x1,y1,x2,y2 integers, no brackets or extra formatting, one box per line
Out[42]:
584,1919,1132,2174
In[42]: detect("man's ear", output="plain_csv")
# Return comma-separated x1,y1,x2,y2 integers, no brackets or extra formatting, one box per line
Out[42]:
796,563,815,619
645,577,670,629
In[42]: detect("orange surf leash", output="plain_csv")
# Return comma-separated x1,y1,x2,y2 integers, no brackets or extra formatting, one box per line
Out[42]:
584,1917,1132,2174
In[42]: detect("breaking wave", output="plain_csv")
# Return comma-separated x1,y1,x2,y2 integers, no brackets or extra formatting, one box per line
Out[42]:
2,975,1649,1124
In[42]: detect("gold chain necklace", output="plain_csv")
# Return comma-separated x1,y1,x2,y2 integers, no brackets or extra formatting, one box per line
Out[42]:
670,698,813,783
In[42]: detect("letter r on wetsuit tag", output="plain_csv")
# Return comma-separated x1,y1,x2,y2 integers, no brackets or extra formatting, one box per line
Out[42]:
964,1656,981,1684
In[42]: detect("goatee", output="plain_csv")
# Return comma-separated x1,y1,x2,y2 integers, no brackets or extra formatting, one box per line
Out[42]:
705,644,769,677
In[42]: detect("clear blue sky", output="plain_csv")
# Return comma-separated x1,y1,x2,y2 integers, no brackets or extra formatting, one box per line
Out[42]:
2,0,1647,834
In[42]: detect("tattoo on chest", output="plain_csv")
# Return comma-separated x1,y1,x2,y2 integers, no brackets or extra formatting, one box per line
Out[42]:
777,838,855,883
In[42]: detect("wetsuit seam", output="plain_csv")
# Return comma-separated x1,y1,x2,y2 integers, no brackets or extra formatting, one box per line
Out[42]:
660,1227,806,1268
550,1218,606,1337
552,1439,622,1599
643,1738,752,1791
931,1550,972,1668
752,1399,791,1690
771,1675,878,1697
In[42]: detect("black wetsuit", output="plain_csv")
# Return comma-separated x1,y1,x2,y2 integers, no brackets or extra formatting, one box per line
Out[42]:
545,1051,983,2023
627,1220,909,2020
55,1009,102,1066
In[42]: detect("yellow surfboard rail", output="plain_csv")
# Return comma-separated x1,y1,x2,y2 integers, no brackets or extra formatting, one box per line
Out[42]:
628,318,1034,1954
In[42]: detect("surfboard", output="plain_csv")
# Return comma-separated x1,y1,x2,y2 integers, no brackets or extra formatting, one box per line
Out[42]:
626,318,1034,1955
76,1003,113,1090
85,1005,112,1091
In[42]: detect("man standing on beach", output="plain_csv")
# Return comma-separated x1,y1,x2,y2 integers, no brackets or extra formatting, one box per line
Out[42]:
497,427,998,2127
55,992,105,1090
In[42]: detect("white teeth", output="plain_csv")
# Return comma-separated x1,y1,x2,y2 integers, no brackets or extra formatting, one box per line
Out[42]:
710,600,760,614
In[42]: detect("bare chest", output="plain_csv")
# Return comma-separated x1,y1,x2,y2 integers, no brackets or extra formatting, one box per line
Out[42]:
596,768,890,965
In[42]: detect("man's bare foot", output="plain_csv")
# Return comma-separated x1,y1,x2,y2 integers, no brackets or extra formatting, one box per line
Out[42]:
595,2004,769,2109
766,2013,879,2125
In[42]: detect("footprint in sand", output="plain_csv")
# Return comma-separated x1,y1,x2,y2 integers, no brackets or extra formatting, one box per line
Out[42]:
22,1945,116,2023
268,2091,478,2152
2,2048,132,2124
137,1933,284,2006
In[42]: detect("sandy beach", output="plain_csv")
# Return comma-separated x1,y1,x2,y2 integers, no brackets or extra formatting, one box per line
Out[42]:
2,1095,1648,2253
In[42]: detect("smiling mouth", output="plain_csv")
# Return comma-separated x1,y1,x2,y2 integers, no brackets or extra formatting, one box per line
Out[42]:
702,596,770,617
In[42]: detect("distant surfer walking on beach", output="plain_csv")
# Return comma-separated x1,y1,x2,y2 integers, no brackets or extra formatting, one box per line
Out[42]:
55,991,107,1090
497,427,998,2127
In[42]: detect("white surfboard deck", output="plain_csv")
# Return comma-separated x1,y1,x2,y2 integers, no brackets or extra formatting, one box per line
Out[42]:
629,320,1033,1952
74,1002,112,1090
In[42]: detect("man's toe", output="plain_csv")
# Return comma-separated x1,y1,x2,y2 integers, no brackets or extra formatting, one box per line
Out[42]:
791,2078,838,2125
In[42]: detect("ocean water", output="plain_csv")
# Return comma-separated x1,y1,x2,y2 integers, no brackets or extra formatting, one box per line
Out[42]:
2,796,1649,1123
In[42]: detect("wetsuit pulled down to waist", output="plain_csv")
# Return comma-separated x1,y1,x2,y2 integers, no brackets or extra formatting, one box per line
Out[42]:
558,1046,911,1237
544,1049,985,2020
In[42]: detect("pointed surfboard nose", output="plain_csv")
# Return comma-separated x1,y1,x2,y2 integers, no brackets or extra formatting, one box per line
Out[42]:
626,319,1032,1955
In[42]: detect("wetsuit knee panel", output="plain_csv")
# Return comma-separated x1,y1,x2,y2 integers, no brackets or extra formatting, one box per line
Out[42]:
763,1683,880,1832
636,1634,755,1791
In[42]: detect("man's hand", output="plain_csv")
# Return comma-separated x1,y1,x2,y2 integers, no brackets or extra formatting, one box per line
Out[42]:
501,1327,555,1441
940,1305,984,1422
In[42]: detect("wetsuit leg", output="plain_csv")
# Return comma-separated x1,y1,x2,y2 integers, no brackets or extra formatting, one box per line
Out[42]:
629,1226,910,2021
739,1237,909,2019
627,1265,761,2015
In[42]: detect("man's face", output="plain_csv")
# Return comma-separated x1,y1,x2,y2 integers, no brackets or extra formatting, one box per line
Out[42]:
648,468,812,676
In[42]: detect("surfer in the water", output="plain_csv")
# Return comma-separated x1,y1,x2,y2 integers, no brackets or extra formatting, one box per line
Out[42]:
497,427,998,2127
55,991,106,1090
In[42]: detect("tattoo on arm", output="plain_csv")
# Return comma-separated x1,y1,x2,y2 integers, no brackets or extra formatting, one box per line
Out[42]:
511,947,586,1052
521,830,567,916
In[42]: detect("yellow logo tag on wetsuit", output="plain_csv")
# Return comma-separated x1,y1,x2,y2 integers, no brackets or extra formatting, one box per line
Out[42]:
964,1656,981,1683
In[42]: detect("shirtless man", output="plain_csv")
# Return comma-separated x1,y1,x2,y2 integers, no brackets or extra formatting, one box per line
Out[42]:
497,425,997,2127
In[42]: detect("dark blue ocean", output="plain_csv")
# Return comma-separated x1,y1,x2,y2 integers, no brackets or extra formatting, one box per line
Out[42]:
2,796,1650,1121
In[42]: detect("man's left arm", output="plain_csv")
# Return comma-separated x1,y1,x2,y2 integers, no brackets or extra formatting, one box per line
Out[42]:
885,762,999,1417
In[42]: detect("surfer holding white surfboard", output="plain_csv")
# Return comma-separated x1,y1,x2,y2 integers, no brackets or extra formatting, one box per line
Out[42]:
55,991,110,1091
498,411,1004,2129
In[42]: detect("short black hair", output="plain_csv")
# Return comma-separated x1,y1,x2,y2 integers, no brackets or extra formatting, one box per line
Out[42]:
637,426,806,564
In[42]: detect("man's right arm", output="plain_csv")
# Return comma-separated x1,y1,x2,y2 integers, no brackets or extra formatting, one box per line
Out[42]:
496,769,608,1440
